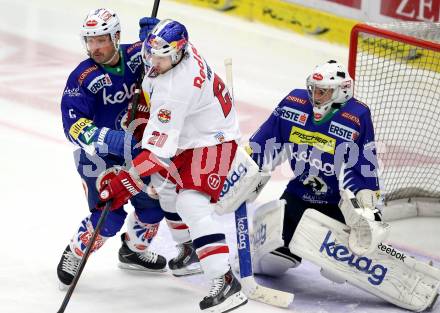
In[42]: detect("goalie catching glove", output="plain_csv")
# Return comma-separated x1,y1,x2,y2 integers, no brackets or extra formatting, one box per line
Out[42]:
339,189,390,256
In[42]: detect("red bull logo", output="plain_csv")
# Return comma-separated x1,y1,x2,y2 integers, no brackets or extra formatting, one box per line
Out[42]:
174,38,187,50
157,109,171,123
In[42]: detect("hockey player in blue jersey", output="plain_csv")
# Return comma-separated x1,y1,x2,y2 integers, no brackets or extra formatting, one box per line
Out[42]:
246,60,383,275
57,8,168,288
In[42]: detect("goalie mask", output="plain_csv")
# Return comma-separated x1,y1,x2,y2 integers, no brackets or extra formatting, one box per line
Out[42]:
80,8,121,63
141,19,188,77
306,60,353,121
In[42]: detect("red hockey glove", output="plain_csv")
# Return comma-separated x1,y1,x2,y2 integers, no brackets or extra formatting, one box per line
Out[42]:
97,150,168,211
96,167,122,192
98,169,143,211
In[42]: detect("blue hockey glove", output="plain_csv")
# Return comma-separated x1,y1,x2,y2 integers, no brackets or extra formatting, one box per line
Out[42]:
93,128,140,158
139,17,160,41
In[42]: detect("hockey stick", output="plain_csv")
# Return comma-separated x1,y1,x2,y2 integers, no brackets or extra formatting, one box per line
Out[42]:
129,0,161,123
225,58,294,307
57,201,112,313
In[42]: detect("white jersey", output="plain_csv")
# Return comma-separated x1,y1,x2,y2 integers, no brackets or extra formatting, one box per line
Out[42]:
141,43,241,159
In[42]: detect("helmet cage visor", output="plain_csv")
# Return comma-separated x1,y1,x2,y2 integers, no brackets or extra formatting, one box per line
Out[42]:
306,76,338,109
82,34,115,52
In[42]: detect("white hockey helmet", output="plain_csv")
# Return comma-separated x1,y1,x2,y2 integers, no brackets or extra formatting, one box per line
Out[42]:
80,8,121,48
306,60,353,121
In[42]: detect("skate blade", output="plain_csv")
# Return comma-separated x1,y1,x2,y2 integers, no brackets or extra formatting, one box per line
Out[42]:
118,262,167,273
171,263,203,277
203,291,248,313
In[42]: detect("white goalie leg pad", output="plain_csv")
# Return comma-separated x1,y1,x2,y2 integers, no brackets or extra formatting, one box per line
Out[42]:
252,200,285,258
215,147,270,215
251,200,299,276
289,209,440,312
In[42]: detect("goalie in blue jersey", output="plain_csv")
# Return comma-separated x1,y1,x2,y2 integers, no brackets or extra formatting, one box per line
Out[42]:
57,8,168,288
216,60,440,311
247,60,383,275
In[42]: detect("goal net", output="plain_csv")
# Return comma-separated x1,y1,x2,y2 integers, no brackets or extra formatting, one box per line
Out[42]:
348,22,440,219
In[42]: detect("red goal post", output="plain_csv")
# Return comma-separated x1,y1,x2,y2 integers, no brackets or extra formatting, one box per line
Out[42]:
348,22,440,220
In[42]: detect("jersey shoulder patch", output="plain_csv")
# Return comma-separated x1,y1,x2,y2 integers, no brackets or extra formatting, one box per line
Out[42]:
122,42,143,74
340,98,371,126
284,89,309,106
73,59,101,87
124,42,143,56
340,110,361,127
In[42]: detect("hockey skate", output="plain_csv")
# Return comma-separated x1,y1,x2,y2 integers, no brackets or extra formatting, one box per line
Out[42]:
255,246,301,275
168,240,203,277
118,234,167,272
232,246,301,277
57,245,81,290
200,268,248,313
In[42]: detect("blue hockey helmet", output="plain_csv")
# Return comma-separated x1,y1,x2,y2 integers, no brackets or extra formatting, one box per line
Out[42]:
141,19,188,76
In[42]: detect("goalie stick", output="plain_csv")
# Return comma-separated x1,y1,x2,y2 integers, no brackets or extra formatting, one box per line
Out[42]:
235,202,294,307
57,201,112,313
224,58,294,307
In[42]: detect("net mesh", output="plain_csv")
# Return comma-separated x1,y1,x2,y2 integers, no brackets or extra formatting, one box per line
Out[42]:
351,22,440,202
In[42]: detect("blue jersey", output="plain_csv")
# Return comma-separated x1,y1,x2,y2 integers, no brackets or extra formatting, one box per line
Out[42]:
249,89,380,205
61,42,143,154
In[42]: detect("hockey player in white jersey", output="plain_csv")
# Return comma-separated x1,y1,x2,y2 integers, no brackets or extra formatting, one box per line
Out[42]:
98,19,248,312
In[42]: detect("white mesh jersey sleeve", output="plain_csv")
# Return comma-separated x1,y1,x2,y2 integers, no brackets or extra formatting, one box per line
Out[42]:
141,43,241,159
